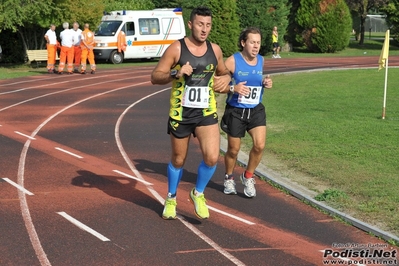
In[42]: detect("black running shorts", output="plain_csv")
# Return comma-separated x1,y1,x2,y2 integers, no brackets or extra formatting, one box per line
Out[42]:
167,113,218,138
221,103,266,138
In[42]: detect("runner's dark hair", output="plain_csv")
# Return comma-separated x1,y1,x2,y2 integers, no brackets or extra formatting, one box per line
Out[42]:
238,27,262,51
190,6,212,21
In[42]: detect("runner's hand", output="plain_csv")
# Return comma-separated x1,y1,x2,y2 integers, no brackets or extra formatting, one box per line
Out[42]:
236,81,250,96
263,75,272,89
213,74,231,93
177,61,194,79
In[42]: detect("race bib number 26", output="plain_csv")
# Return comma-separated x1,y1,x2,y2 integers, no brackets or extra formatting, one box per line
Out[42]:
238,86,262,104
182,86,209,108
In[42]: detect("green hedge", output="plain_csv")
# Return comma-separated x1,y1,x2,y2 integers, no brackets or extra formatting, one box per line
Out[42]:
296,0,352,53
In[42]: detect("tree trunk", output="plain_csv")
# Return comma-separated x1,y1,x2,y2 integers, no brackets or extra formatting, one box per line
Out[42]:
17,27,29,62
359,15,366,45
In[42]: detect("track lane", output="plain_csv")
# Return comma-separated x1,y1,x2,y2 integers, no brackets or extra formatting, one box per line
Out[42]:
1,58,398,265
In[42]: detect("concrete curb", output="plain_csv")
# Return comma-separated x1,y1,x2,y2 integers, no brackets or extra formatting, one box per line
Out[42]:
220,132,399,244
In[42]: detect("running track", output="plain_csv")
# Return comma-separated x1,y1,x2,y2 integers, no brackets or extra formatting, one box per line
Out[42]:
1,56,398,266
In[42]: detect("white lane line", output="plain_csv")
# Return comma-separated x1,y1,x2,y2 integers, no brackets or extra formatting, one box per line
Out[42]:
0,69,149,96
55,147,83,159
0,88,27,94
56,212,110,242
112,169,153,186
178,216,246,266
2,178,34,195
15,131,36,140
207,206,255,225
114,88,248,266
114,88,256,224
0,68,152,90
15,77,151,266
0,73,148,112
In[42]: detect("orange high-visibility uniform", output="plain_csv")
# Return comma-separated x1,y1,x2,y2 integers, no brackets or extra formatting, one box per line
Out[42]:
58,29,75,73
117,31,127,53
46,44,57,71
80,28,96,72
44,27,57,71
72,28,82,71
58,46,74,73
74,46,81,71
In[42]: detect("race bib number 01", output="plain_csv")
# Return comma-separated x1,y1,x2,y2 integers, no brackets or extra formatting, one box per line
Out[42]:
238,86,262,104
182,86,209,108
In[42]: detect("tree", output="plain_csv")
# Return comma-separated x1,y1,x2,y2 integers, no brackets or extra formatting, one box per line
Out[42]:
296,0,352,53
0,0,53,61
159,0,240,57
0,0,107,62
152,0,185,8
380,1,399,42
104,0,155,11
206,0,241,56
286,0,302,47
345,0,388,45
0,0,52,32
237,0,290,55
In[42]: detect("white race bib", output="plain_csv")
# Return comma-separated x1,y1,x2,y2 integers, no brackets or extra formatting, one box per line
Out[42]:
182,85,209,108
238,86,262,104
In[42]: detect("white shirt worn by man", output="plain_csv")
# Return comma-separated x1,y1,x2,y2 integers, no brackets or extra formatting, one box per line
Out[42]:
60,29,74,48
45,29,57,45
72,28,82,46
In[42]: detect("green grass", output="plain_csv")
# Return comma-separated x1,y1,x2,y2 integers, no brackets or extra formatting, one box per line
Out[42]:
282,37,399,58
240,68,399,236
0,65,43,79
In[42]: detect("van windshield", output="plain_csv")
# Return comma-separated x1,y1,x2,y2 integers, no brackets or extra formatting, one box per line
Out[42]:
95,21,122,36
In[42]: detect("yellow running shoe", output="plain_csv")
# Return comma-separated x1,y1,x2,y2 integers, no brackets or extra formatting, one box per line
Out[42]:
189,188,209,219
162,198,177,220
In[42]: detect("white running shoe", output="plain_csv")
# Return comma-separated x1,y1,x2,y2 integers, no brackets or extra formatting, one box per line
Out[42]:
240,173,256,198
224,176,237,195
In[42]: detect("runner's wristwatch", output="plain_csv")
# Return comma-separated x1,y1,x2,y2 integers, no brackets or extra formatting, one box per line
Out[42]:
170,69,178,79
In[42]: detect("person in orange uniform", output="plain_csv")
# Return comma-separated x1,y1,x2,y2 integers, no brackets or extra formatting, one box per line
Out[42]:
72,22,82,73
44,24,57,74
80,23,96,74
117,30,127,53
58,22,75,74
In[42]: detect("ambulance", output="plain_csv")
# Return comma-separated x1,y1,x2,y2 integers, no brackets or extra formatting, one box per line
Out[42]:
94,8,186,64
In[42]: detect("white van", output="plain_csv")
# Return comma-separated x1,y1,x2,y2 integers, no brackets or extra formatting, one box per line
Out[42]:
94,8,186,64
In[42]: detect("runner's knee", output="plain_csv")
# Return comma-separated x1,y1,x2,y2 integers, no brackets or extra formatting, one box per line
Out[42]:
252,142,265,154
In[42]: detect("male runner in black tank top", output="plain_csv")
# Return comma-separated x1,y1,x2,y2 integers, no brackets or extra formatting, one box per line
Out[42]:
151,6,231,220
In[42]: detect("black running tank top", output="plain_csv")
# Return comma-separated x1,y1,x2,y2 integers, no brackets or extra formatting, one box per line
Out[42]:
169,38,218,121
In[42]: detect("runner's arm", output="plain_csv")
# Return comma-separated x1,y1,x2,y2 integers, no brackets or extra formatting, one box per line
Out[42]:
212,43,231,93
151,41,180,85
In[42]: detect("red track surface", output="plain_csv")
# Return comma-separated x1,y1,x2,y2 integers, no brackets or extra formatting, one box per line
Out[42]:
1,56,398,266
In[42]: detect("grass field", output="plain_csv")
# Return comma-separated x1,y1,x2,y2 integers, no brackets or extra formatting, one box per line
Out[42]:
231,68,399,239
288,38,399,58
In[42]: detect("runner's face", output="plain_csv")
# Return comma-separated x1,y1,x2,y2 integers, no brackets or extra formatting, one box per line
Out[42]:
242,33,261,58
189,15,212,43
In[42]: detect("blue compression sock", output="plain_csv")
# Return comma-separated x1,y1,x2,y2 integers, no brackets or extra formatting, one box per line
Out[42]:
167,162,183,197
195,160,217,193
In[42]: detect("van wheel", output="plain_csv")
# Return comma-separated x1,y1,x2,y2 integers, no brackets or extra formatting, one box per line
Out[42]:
110,51,123,64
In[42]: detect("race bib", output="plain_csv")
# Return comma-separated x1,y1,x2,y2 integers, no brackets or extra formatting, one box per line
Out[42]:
238,86,262,104
182,85,209,108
